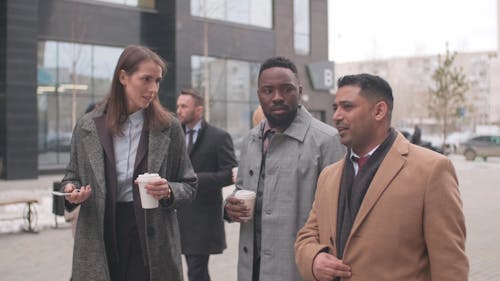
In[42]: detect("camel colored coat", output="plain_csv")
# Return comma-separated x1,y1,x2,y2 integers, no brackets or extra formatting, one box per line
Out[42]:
295,133,468,281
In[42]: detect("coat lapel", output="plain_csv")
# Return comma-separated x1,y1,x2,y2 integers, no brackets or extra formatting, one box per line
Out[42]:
81,115,108,198
349,134,408,237
148,128,170,173
329,160,345,244
134,129,148,171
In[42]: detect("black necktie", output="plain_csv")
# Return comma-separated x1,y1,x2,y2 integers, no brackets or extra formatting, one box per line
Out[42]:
187,129,195,154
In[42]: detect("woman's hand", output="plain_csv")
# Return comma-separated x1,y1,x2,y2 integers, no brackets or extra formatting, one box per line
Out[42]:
136,178,172,200
64,183,92,204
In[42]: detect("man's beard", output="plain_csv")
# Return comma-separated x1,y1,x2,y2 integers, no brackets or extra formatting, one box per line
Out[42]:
264,106,298,128
180,111,196,126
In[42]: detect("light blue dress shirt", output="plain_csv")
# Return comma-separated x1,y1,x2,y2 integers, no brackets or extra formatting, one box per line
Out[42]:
185,120,202,146
113,110,144,202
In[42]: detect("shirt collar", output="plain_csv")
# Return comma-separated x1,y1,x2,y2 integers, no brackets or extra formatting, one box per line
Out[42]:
260,105,309,140
187,119,202,132
262,121,280,137
350,145,379,161
128,109,144,126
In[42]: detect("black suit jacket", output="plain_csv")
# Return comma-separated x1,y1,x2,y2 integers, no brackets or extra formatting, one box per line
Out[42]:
177,120,237,254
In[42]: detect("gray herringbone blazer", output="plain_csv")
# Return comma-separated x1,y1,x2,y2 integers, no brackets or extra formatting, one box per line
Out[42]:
62,109,197,281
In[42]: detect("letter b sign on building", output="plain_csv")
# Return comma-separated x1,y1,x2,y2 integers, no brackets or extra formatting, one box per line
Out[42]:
306,61,335,91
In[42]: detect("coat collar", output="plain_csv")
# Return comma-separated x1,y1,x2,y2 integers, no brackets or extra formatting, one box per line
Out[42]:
80,113,107,197
148,126,171,173
250,106,312,143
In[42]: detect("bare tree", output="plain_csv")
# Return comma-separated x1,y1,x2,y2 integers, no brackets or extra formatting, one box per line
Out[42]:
428,44,471,149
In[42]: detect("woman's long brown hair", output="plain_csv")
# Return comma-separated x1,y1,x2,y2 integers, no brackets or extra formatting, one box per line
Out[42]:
105,45,172,136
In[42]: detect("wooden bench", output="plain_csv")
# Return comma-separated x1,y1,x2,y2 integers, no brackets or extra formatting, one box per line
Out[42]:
0,198,39,232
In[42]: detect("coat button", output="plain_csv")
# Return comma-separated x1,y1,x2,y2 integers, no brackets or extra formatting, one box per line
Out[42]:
243,246,248,253
249,170,254,176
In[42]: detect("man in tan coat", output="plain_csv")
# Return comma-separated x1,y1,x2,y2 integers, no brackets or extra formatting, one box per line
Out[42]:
295,73,468,281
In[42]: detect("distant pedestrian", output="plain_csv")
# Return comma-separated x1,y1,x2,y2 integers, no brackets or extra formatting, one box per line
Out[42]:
176,88,237,281
252,105,265,127
411,125,422,145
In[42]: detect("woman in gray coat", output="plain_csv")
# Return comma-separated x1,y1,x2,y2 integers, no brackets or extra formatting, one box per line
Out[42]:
62,45,197,281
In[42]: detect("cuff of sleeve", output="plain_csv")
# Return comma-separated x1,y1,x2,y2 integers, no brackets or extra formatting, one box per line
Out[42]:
64,199,80,212
298,244,331,281
223,203,233,222
159,185,174,207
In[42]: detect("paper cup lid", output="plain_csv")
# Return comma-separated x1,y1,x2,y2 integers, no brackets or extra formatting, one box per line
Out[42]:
137,173,160,181
235,190,256,199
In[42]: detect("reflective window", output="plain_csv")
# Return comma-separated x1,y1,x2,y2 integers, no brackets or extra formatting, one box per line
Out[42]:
294,0,310,55
191,55,261,159
191,0,272,28
37,41,123,167
92,0,155,9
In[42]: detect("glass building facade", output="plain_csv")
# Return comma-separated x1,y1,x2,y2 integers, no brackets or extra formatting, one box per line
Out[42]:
190,0,272,28
294,0,310,55
191,56,261,157
37,41,123,167
93,0,156,9
1,0,331,179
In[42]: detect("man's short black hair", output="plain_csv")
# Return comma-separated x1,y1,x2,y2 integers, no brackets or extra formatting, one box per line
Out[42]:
337,73,394,112
258,56,299,81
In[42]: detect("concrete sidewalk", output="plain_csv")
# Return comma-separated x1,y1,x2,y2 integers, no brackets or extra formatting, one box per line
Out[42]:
1,156,500,280
0,175,238,281
0,174,66,233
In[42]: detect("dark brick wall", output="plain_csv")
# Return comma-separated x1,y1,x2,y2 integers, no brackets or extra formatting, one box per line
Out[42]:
1,0,39,179
0,0,6,178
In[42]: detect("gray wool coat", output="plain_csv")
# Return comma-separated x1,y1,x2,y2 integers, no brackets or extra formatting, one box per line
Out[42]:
62,110,197,281
233,106,346,281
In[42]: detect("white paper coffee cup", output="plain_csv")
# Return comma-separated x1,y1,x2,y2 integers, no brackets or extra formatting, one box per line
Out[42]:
136,173,161,209
232,167,238,183
235,190,256,220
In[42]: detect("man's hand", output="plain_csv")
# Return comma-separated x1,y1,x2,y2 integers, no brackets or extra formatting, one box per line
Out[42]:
64,183,92,204
312,252,351,281
225,195,251,223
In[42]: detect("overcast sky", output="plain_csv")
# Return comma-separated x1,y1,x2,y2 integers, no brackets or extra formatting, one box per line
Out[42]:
328,0,498,62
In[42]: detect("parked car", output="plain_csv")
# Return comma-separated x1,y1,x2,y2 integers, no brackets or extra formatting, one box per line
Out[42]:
458,135,500,161
45,132,72,152
399,129,445,154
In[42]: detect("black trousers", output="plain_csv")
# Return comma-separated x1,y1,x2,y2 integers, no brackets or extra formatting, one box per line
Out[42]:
185,254,211,281
107,202,149,281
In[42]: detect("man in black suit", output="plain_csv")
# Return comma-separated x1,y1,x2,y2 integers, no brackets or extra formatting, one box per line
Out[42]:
176,89,237,281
